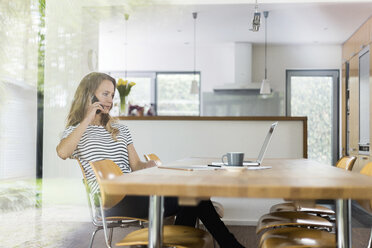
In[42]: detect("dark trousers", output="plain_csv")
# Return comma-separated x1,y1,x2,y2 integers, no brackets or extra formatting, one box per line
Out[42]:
105,195,244,248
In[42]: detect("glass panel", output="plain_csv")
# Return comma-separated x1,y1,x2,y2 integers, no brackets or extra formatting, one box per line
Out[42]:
203,92,284,116
291,76,333,165
157,73,200,116
0,0,39,179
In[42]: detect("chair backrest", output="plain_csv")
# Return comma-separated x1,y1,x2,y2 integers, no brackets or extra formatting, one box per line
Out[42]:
358,162,372,212
360,162,372,176
335,156,357,171
144,153,162,166
89,160,125,209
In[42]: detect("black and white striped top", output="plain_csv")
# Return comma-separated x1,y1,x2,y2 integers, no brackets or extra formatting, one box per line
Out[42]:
61,123,133,195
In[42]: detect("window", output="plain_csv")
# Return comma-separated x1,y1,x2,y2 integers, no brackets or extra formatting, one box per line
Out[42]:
156,72,200,116
109,71,155,113
286,70,339,165
108,71,200,116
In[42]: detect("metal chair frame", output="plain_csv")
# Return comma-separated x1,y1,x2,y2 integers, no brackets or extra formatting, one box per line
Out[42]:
78,160,144,248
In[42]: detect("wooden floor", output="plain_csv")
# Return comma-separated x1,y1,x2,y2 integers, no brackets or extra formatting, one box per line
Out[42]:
60,202,372,248
2,201,370,247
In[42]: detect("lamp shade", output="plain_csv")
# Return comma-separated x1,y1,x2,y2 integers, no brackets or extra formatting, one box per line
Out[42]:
190,79,198,94
260,79,271,94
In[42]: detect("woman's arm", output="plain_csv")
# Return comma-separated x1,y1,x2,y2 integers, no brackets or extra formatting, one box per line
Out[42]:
128,144,156,171
56,119,90,159
56,102,104,160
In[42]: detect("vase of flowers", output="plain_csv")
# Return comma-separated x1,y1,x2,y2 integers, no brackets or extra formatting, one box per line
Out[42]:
117,78,136,116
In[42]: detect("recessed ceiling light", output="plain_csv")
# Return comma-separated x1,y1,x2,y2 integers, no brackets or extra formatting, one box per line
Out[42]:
177,29,182,32
323,27,328,31
184,42,190,45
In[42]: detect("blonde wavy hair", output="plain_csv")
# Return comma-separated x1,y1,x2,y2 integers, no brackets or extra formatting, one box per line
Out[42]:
66,72,119,140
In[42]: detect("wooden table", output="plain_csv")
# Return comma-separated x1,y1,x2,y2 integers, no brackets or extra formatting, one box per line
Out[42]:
102,158,372,248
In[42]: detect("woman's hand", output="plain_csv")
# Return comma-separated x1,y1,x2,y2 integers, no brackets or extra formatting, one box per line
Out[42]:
128,144,157,171
147,160,158,168
84,101,104,123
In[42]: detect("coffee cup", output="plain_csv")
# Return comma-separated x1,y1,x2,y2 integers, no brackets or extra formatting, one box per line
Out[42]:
221,152,244,166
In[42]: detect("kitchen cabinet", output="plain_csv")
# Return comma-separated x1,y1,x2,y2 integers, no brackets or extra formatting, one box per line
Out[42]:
342,16,372,168
347,55,359,156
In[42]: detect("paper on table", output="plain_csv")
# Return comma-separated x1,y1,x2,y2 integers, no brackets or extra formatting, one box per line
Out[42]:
158,165,215,171
217,166,272,171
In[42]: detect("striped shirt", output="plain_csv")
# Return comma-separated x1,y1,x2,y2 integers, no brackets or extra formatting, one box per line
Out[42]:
61,123,133,195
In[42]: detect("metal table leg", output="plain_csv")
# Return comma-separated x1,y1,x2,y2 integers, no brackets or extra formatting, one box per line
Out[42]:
336,199,351,248
148,195,164,248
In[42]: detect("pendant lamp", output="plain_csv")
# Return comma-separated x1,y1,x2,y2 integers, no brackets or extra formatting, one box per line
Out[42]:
124,13,129,79
252,0,261,32
190,12,199,94
260,11,271,95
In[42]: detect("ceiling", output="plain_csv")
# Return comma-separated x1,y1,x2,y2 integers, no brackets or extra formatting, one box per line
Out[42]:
99,1,372,45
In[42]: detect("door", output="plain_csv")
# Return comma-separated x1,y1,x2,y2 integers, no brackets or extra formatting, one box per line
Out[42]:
286,70,339,166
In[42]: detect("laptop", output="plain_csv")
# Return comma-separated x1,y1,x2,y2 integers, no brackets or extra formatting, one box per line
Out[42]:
243,122,278,166
210,122,278,168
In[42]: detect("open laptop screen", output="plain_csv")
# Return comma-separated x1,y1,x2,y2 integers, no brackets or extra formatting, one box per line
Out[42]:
256,122,278,164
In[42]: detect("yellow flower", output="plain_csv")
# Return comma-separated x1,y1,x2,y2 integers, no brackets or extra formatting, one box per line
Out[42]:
117,78,135,98
117,78,128,86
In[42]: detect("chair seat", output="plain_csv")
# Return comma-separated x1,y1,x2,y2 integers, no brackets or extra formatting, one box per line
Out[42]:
270,202,335,215
259,227,336,248
100,216,147,222
116,225,213,248
256,211,333,234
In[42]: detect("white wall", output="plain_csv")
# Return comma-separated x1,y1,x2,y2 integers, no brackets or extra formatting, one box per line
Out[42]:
123,120,304,163
99,36,342,118
99,43,235,94
252,44,342,93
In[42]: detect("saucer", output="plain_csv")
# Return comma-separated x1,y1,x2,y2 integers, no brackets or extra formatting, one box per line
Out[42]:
221,165,247,171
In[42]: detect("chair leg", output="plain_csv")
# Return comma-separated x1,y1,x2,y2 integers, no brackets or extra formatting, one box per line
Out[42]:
108,228,114,246
368,228,372,248
89,227,102,248
195,218,200,229
99,198,112,248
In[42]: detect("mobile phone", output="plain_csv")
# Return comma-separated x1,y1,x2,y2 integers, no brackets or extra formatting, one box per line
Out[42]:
91,95,102,114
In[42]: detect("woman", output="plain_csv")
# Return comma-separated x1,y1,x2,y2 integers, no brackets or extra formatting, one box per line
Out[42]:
56,72,244,248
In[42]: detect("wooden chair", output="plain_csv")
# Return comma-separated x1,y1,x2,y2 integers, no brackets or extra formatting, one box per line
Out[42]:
335,156,357,171
258,160,369,248
270,156,357,217
116,225,212,248
89,159,213,248
259,227,336,248
144,153,162,166
76,159,144,248
357,162,372,248
256,211,333,234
